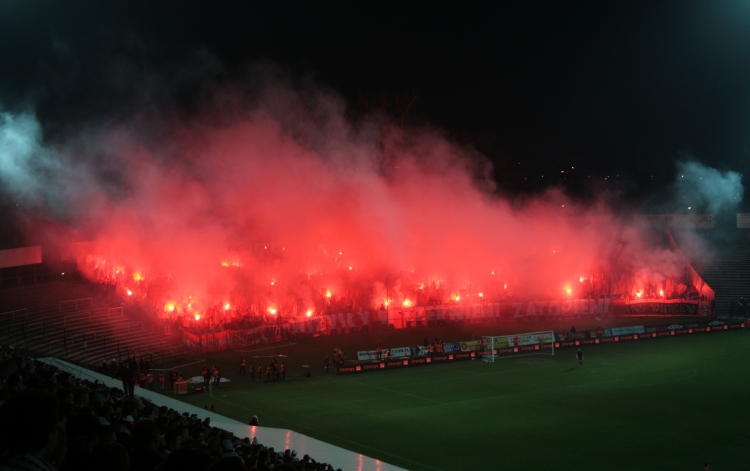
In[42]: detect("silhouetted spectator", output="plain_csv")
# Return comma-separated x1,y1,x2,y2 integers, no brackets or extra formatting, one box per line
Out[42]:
0,391,61,471
129,420,165,471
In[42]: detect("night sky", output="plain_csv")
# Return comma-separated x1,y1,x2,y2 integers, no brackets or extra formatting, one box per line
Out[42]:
1,1,750,247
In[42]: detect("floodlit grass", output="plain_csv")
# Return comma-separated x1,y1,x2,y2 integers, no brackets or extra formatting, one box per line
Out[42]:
165,324,750,471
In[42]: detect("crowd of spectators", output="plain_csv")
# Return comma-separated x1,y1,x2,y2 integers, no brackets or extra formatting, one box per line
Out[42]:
0,346,342,471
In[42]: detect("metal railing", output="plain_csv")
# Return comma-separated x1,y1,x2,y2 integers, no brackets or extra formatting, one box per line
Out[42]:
59,297,92,311
64,311,92,327
108,306,124,316
127,322,143,333
0,308,27,333
25,321,45,342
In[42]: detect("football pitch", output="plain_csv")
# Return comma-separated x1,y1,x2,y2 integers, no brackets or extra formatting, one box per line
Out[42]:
171,328,750,470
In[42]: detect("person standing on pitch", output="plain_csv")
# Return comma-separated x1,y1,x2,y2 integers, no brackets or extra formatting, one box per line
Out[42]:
576,348,583,366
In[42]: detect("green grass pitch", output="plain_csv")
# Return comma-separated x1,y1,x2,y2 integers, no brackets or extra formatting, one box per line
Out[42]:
167,328,750,470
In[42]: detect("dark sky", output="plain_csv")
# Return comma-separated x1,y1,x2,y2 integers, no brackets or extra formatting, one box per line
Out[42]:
1,1,749,208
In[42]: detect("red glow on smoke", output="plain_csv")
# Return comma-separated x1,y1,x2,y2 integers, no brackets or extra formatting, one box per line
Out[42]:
44,81,707,324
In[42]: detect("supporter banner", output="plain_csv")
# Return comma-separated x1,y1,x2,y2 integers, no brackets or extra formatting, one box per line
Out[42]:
288,317,324,336
381,298,706,325
512,298,611,319
326,312,369,333
614,301,702,316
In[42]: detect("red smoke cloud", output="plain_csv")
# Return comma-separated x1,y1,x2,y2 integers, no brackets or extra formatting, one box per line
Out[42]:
34,81,694,320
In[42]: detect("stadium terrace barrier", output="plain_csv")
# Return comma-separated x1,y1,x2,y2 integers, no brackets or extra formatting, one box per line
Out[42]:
185,300,715,352
336,320,747,375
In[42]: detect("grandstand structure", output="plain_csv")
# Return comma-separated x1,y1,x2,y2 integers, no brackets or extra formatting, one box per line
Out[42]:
691,241,750,318
0,280,193,367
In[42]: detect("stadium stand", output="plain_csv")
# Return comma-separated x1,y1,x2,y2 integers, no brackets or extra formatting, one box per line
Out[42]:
0,345,404,471
691,242,750,318
0,282,193,368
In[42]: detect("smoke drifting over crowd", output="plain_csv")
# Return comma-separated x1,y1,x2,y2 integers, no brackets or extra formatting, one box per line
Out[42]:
0,67,742,321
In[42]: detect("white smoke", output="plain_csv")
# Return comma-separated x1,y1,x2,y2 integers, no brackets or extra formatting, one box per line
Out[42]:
673,159,743,215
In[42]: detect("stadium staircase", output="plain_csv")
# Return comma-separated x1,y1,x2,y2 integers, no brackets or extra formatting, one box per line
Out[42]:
691,241,750,318
0,281,194,368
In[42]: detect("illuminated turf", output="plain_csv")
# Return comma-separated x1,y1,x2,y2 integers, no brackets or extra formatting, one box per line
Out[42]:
167,329,749,471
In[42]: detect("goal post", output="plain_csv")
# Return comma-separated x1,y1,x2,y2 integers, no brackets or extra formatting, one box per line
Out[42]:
482,330,555,362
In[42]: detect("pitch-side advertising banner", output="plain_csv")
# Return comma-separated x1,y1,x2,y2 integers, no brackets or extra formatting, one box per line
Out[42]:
357,346,413,361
